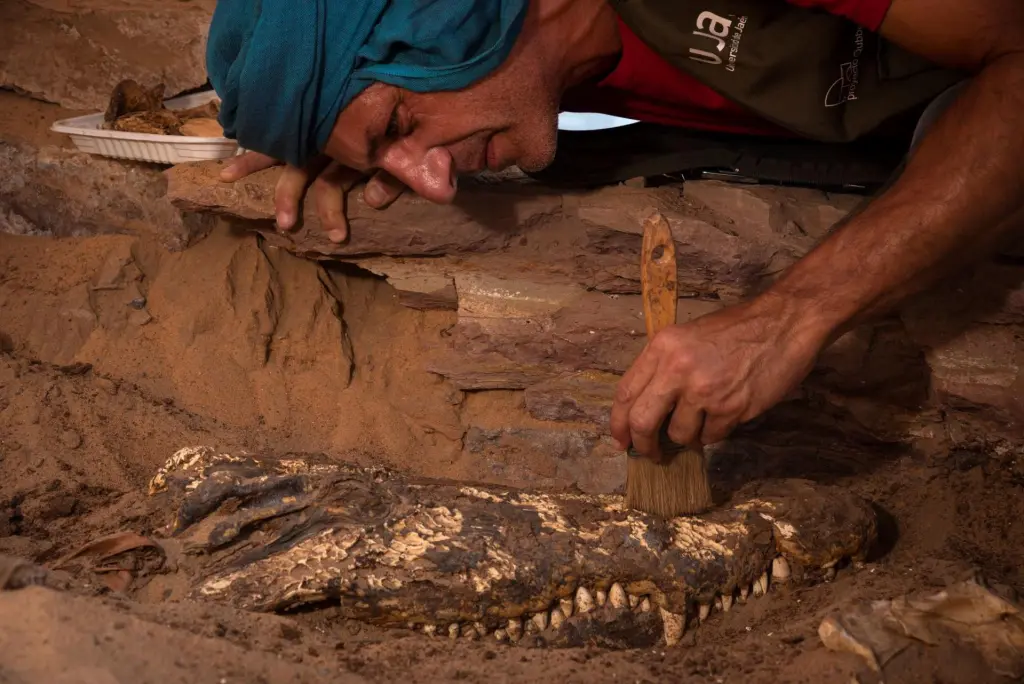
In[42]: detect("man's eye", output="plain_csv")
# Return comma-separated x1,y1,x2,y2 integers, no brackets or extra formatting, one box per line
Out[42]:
385,109,400,138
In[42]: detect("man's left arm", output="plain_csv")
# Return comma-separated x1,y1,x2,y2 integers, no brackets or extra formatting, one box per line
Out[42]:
610,0,1024,458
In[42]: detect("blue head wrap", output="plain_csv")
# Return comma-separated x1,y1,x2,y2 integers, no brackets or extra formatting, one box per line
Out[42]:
206,0,529,168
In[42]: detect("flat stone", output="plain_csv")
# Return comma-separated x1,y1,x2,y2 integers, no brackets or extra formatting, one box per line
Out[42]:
353,258,458,310
463,426,625,494
0,137,212,250
165,161,862,303
523,371,620,431
924,326,1024,419
426,354,554,391
899,263,1024,420
436,274,720,389
682,180,859,243
166,161,564,258
573,183,826,299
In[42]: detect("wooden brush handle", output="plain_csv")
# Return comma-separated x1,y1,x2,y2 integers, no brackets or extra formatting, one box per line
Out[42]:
641,213,677,336
625,212,681,458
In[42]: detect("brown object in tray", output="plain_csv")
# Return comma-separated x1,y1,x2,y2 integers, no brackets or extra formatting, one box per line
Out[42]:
103,79,222,137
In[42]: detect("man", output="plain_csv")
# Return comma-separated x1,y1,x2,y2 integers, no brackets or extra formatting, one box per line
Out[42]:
207,0,1024,462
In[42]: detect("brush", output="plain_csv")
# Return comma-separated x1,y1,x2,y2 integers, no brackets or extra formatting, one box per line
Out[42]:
624,212,713,518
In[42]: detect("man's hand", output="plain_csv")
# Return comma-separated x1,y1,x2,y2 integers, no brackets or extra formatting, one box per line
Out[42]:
609,295,825,460
218,152,407,243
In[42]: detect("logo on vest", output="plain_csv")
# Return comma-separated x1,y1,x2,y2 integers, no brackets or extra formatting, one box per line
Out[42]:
688,11,747,72
825,28,865,107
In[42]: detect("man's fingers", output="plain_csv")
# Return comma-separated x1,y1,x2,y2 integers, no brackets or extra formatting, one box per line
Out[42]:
273,165,310,230
626,382,680,463
610,348,659,449
363,170,406,210
699,413,739,446
666,403,707,450
312,162,363,243
273,157,333,231
219,151,279,182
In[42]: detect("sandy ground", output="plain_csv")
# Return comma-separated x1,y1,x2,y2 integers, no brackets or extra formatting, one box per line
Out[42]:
2,224,1024,683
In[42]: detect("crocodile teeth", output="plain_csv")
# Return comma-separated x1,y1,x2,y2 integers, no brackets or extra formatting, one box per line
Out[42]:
698,602,711,623
714,596,723,612
609,583,628,609
507,618,523,642
448,623,460,639
494,628,508,642
721,594,734,612
575,586,595,614
550,607,566,630
740,585,750,603
596,589,607,607
823,566,837,582
473,622,488,638
530,612,549,632
423,624,437,637
628,595,640,609
753,571,769,597
772,556,792,582
639,597,652,613
559,597,575,618
660,608,686,647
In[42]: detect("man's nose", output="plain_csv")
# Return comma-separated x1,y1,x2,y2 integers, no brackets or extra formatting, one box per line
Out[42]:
380,143,457,204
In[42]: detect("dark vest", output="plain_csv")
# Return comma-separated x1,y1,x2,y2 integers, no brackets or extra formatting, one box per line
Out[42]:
608,0,964,142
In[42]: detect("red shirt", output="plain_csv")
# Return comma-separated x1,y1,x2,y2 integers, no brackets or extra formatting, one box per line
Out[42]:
562,0,894,137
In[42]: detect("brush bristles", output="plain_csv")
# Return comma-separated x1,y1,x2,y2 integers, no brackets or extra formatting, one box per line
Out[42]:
625,449,712,517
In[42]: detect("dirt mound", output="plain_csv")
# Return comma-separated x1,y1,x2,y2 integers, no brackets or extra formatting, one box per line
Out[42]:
0,353,241,553
0,229,467,469
2,154,1024,680
0,231,1023,682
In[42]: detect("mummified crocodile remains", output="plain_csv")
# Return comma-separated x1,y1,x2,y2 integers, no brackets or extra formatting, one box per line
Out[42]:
147,447,878,649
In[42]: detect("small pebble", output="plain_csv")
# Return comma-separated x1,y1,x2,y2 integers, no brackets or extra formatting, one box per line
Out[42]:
60,429,82,450
95,377,119,396
129,297,147,310
46,494,77,518
128,310,153,326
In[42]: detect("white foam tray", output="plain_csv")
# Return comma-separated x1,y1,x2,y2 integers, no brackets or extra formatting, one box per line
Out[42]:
51,90,243,165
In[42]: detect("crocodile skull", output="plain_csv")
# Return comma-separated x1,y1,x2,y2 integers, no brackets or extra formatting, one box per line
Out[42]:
146,447,877,648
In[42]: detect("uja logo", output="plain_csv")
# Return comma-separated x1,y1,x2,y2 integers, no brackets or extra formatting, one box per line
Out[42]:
688,11,745,70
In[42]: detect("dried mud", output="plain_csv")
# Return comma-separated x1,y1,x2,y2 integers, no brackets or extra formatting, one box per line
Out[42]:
2,224,1024,683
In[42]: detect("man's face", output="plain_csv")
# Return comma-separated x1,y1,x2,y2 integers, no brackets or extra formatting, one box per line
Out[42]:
323,44,561,204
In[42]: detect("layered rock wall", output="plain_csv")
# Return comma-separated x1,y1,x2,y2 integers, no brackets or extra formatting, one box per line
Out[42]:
0,92,211,250
3,0,1024,493
0,0,216,250
162,161,1024,454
